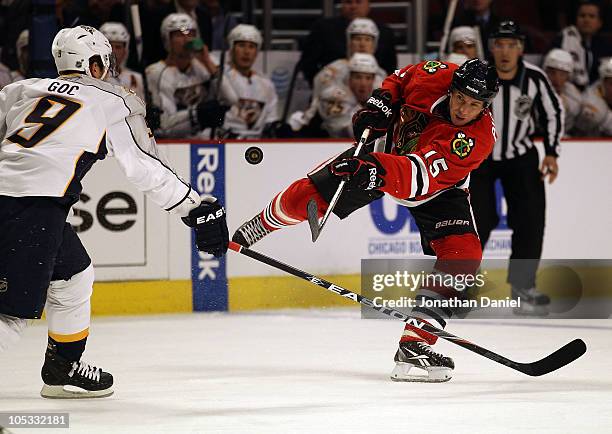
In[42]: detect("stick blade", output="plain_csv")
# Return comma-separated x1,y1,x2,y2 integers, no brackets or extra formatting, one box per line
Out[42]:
307,199,321,242
519,339,587,376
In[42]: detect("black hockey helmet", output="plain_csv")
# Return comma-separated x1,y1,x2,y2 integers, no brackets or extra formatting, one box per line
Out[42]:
451,58,499,107
489,20,525,41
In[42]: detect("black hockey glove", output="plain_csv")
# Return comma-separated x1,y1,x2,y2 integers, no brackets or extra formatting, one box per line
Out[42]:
352,88,394,141
182,199,229,257
329,154,386,191
196,100,230,130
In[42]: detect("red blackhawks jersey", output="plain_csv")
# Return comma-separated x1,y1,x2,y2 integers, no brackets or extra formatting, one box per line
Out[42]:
371,60,497,207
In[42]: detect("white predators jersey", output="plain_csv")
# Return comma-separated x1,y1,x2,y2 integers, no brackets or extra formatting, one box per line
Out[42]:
559,81,583,134
146,59,211,137
0,75,192,211
575,82,612,136
312,58,386,97
107,68,145,101
221,68,278,138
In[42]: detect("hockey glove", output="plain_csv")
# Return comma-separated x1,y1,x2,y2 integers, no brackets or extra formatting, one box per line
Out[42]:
182,199,229,257
195,100,230,130
352,88,394,141
329,154,386,191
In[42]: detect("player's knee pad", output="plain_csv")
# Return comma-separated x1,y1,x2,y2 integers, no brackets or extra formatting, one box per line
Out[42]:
0,314,28,352
431,233,482,266
46,264,94,340
278,178,327,222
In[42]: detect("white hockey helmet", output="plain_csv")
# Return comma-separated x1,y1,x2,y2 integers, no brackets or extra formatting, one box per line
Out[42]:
449,26,477,47
227,24,262,50
100,22,130,47
346,18,379,49
348,53,378,75
598,57,612,79
161,13,196,51
16,29,29,56
543,49,573,73
52,25,114,79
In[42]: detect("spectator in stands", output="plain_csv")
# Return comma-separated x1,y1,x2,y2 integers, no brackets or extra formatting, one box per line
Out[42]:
145,13,228,138
289,53,380,138
5,29,28,84
300,0,396,85
0,0,28,71
218,24,280,139
543,48,583,135
452,0,501,47
448,26,480,60
141,0,213,66
551,0,612,89
575,58,612,135
100,22,145,101
312,18,387,98
201,0,238,50
62,0,125,29
0,63,11,90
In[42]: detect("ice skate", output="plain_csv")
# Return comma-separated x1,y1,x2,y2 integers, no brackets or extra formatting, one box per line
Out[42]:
40,345,113,399
232,214,272,247
512,286,550,316
390,341,454,383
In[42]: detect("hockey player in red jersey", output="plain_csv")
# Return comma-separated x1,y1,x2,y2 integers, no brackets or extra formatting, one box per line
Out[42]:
233,59,499,382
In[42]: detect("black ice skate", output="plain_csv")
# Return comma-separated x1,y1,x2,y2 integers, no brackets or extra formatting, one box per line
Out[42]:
390,341,454,383
512,286,550,316
40,345,113,399
232,214,272,247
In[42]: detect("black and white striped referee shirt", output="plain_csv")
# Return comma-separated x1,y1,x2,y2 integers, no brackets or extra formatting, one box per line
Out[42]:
490,60,564,161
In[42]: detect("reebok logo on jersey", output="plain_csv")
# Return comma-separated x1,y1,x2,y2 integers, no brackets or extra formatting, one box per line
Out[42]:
366,167,378,190
435,219,470,229
196,208,225,224
367,97,393,118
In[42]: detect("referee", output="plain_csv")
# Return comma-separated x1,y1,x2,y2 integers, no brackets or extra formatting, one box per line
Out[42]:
470,21,564,315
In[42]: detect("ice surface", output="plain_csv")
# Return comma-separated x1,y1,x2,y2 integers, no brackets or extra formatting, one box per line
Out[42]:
1,309,611,434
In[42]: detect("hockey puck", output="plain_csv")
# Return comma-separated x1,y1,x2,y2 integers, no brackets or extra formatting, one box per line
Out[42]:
245,146,263,165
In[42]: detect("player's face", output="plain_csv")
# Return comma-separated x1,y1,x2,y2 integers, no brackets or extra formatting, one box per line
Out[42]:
349,35,375,55
349,72,375,103
452,41,477,59
490,38,523,74
341,0,370,20
110,41,127,66
545,67,570,94
449,90,485,126
576,5,602,36
232,41,258,71
169,29,196,55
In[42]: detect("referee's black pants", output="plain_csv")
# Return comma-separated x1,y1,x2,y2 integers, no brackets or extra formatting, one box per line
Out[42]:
470,148,545,289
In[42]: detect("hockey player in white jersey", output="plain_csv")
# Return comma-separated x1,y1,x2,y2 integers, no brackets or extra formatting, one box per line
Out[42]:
0,25,229,398
289,53,378,138
145,13,229,138
100,22,145,101
576,57,612,136
312,18,387,97
543,48,583,135
219,24,279,138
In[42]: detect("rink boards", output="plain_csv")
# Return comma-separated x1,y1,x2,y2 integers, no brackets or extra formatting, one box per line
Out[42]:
74,139,612,315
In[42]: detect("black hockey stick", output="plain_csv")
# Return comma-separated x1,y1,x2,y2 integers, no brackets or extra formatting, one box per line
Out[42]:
228,241,587,376
307,127,371,242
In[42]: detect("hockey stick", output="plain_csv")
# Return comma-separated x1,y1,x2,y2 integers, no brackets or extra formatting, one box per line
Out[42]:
438,0,459,59
307,127,371,242
228,241,587,376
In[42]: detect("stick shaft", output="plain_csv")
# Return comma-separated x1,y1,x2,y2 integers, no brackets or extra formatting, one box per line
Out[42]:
228,241,586,376
316,128,370,237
